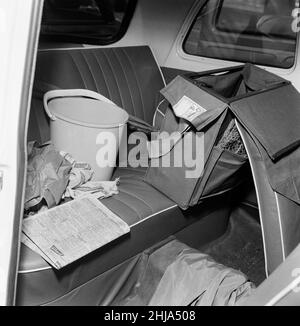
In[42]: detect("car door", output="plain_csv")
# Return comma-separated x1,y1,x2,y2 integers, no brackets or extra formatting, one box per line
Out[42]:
0,0,43,306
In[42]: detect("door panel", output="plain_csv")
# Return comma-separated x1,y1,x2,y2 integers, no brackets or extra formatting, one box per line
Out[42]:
0,0,43,306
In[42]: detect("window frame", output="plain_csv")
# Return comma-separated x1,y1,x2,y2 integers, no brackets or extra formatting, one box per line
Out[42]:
177,0,299,74
40,0,138,46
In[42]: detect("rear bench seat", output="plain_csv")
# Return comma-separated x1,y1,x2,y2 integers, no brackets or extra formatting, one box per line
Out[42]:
17,46,228,306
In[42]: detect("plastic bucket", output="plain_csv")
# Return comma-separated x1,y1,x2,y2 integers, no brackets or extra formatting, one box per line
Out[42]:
44,89,129,181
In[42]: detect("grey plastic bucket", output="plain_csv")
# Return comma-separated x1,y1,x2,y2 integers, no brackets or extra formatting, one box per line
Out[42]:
44,89,129,181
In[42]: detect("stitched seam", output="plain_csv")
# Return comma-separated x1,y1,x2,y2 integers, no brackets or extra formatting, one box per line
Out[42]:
110,197,143,221
91,50,113,100
113,49,137,118
275,193,286,260
80,51,99,92
119,189,154,214
119,180,150,189
69,52,88,88
117,177,146,184
101,50,126,111
122,48,146,121
116,175,146,182
131,205,178,227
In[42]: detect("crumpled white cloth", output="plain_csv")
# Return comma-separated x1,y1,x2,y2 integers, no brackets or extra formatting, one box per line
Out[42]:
64,179,120,199
61,151,120,200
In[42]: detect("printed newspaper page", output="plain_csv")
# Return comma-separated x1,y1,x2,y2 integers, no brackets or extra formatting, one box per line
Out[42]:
22,195,130,269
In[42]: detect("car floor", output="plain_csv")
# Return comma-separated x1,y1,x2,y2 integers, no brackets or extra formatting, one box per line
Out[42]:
110,203,265,306
200,205,266,286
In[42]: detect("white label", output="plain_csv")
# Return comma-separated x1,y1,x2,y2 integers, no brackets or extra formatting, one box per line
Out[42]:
173,96,207,123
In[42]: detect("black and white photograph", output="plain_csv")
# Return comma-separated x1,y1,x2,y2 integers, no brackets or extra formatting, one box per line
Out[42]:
0,0,300,310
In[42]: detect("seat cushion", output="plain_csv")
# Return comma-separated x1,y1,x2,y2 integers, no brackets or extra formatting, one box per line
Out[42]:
17,167,191,305
17,166,234,306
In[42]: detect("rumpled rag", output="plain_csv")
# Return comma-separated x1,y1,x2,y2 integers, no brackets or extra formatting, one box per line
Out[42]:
25,142,72,210
61,151,119,199
25,143,120,212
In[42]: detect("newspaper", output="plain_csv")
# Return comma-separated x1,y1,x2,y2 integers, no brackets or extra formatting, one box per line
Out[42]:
22,195,130,269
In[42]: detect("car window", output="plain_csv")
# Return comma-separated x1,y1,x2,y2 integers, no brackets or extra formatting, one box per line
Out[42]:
40,0,137,45
184,0,298,69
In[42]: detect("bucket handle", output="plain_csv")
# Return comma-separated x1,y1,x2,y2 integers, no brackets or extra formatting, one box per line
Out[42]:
43,89,117,121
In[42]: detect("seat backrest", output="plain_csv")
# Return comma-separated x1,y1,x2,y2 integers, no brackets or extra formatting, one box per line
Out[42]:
28,46,165,143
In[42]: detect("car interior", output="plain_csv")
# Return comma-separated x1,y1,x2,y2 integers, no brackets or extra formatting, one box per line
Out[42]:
17,0,300,306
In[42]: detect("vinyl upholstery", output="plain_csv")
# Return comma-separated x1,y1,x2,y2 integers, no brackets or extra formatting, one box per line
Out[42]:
18,46,230,306
18,46,189,306
18,167,191,306
17,165,230,306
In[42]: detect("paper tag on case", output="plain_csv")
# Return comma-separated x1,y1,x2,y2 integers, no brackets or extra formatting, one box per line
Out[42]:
173,96,207,123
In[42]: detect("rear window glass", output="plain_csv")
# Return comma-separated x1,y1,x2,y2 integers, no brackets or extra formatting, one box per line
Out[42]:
41,0,137,45
184,0,298,69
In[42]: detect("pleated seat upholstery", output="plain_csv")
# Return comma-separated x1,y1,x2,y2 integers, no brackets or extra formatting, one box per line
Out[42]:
28,46,165,143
